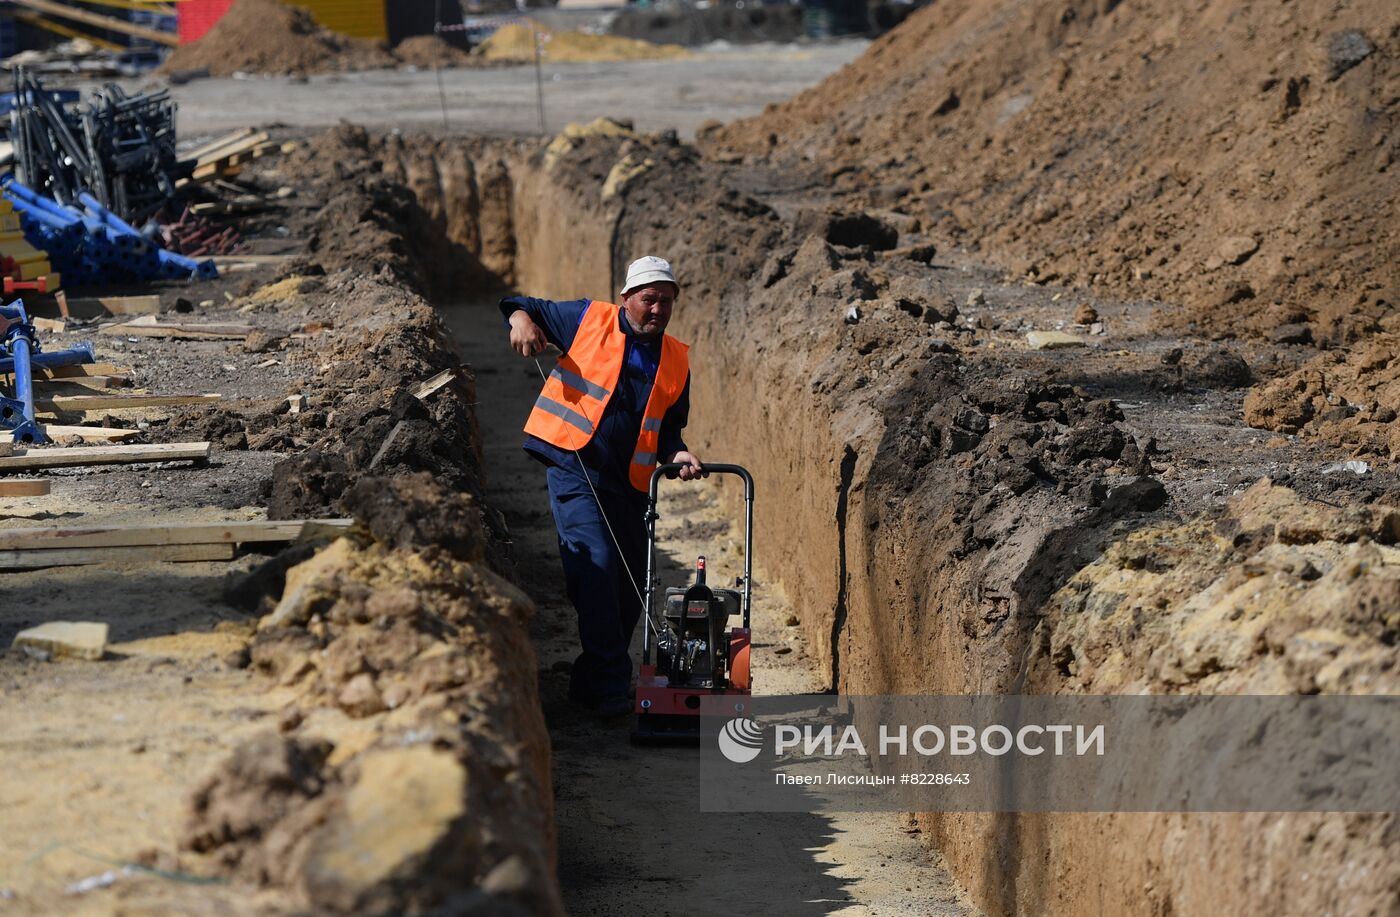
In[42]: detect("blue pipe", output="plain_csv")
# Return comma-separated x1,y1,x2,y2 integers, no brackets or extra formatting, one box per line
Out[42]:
79,192,142,238
1,177,78,222
0,300,48,445
0,341,94,374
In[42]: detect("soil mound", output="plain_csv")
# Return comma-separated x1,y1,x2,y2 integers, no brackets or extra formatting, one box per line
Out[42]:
714,0,1398,341
1244,324,1400,458
393,34,474,69
477,20,690,64
160,0,396,77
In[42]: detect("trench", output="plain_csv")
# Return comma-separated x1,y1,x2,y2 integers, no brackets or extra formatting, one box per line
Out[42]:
441,297,976,915
376,125,1398,916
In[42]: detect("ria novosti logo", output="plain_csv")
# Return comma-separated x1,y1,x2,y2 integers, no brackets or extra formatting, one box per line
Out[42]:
717,717,764,763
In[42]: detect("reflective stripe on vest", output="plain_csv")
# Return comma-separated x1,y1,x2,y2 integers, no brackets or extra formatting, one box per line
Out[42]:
522,300,690,490
628,331,689,491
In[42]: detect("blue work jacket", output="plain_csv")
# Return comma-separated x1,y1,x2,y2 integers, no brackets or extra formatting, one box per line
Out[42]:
499,296,690,494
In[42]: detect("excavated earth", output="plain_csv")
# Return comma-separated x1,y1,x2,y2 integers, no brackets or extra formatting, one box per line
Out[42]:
327,109,1398,914
0,138,558,914
4,8,1398,908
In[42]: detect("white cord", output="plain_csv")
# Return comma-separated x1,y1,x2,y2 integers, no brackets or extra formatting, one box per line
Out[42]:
532,357,656,631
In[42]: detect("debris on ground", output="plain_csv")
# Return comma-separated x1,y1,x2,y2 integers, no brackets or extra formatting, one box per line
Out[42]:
12,620,108,660
1026,330,1087,350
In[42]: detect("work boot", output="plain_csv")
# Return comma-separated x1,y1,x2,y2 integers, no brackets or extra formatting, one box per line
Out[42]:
569,691,632,719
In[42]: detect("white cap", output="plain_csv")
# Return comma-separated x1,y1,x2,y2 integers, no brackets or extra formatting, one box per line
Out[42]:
620,256,678,296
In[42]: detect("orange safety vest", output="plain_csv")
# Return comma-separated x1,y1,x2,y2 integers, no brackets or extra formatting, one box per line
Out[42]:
524,300,690,492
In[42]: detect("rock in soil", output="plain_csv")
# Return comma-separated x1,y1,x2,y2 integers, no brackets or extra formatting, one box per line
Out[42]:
12,621,109,661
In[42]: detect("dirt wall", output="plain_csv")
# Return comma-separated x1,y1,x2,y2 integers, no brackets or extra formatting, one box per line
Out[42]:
470,130,1396,916
165,128,563,915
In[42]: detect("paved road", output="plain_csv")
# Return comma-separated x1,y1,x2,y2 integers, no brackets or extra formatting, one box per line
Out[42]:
166,42,867,140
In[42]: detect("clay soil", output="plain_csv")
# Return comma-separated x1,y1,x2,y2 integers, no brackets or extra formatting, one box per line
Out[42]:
712,0,1398,342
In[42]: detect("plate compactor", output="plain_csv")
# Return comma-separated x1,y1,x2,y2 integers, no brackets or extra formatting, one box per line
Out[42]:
632,463,754,742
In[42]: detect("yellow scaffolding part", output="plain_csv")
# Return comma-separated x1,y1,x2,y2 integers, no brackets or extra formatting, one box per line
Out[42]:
56,0,178,15
8,0,179,46
12,10,125,51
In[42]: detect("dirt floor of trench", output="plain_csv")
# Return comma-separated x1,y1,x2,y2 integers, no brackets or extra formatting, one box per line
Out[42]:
447,300,980,916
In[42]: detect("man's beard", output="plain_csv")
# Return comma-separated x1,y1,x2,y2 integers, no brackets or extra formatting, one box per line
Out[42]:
627,314,665,337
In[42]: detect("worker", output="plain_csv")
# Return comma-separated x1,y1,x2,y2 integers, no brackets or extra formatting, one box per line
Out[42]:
500,256,705,717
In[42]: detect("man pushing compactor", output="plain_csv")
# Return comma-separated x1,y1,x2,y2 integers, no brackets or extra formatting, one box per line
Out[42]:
499,256,705,717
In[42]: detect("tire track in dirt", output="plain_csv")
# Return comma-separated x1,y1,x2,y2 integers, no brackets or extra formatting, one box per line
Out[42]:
447,300,980,916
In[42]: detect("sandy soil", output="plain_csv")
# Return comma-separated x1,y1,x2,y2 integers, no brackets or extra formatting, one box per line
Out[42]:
446,300,981,916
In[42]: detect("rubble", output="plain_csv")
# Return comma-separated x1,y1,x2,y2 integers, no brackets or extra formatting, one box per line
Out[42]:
12,621,108,660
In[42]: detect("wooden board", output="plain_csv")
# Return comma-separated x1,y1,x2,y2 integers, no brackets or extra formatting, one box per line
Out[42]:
412,369,457,400
0,543,235,571
0,442,210,471
8,0,178,45
66,295,164,317
98,320,252,341
0,478,49,497
39,363,126,379
41,425,141,443
210,254,296,265
0,518,353,551
33,376,131,392
193,131,270,168
183,128,260,164
38,393,222,412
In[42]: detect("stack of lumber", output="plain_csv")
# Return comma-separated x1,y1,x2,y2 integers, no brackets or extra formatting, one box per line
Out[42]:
0,518,354,570
180,130,290,186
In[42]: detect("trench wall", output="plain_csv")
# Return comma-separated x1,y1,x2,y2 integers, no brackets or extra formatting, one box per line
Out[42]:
385,128,1398,917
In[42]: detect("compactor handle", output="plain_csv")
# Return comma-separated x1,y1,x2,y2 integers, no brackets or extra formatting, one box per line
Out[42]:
649,462,754,502
641,463,756,664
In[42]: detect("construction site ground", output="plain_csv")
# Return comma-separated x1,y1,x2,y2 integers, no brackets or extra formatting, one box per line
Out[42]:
1,12,1395,914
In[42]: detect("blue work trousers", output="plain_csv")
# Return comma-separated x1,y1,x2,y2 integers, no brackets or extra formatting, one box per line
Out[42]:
546,464,649,703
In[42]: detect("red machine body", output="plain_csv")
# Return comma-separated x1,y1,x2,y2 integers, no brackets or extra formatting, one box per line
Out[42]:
632,464,755,742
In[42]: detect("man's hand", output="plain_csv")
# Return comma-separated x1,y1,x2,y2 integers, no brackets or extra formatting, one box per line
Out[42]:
508,310,549,358
668,450,707,480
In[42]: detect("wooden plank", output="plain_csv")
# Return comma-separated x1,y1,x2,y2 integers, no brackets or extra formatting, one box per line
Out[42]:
0,442,209,471
0,518,354,551
183,128,257,164
193,132,270,168
412,368,456,400
33,376,131,391
40,363,126,379
0,479,49,497
98,320,251,340
210,254,297,265
37,393,221,412
191,161,242,182
41,425,141,443
66,295,164,317
0,543,235,571
12,10,124,51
